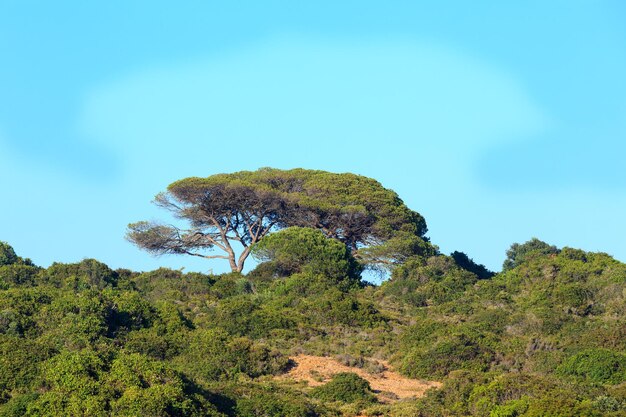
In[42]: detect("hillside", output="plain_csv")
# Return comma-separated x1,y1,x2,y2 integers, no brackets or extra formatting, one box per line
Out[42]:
1,235,626,416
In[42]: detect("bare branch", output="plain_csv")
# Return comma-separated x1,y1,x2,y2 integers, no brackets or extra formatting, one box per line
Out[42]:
183,251,231,260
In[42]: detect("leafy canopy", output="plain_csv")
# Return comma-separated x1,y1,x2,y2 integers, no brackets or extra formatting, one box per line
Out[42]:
0,242,18,267
502,237,559,271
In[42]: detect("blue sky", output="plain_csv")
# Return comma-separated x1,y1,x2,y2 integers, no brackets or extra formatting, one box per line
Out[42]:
1,1,625,275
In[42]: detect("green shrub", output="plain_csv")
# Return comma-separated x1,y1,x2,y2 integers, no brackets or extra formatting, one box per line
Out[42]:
0,243,18,267
0,393,39,417
252,227,362,283
451,251,494,279
175,329,289,382
553,283,594,315
107,353,216,417
24,391,109,417
228,383,320,417
502,238,559,271
0,336,52,396
41,259,118,290
384,255,479,305
40,290,112,347
108,290,156,333
0,264,40,288
0,288,54,336
214,295,259,336
489,398,529,417
124,328,176,359
558,349,626,384
311,372,376,403
401,331,494,378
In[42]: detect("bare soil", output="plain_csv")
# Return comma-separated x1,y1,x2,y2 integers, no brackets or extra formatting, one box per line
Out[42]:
277,354,440,403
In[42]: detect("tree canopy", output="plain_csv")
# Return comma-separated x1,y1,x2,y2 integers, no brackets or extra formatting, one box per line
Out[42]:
502,237,559,271
127,168,428,272
0,242,18,267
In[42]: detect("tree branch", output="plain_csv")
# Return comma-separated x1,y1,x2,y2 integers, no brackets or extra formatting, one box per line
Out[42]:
184,251,231,260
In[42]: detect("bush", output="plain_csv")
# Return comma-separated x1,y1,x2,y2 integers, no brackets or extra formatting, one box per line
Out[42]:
451,251,494,279
0,243,18,267
41,290,113,347
108,290,157,333
107,353,216,417
0,393,39,417
0,287,54,336
234,385,319,417
175,329,289,382
312,372,376,403
502,238,559,271
400,331,494,378
41,259,118,290
558,349,626,384
0,264,40,288
384,255,479,305
252,227,362,282
0,336,52,400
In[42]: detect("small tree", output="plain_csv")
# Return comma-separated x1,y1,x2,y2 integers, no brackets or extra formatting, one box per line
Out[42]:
0,241,33,267
451,251,494,279
0,241,18,266
502,238,559,271
251,226,362,280
312,372,376,403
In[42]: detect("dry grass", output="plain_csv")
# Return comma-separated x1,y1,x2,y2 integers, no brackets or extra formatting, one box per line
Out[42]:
277,354,440,403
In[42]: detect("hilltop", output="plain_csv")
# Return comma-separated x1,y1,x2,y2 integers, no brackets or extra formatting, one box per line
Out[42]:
2,235,626,416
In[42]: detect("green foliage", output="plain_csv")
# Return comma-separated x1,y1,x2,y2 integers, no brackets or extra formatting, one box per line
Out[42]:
40,259,119,290
3,230,626,417
0,242,18,267
175,328,289,381
451,251,494,279
357,231,438,270
0,393,39,417
383,255,480,306
558,349,626,384
22,350,221,417
488,400,529,417
410,371,621,417
465,372,611,417
234,167,428,244
252,226,362,282
41,290,113,348
226,383,321,417
0,287,53,336
0,264,40,288
400,330,494,379
107,352,216,417
390,245,626,416
312,372,376,403
502,238,559,271
0,336,52,400
109,290,156,333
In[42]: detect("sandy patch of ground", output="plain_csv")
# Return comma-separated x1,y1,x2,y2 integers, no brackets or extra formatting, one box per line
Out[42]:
277,354,440,402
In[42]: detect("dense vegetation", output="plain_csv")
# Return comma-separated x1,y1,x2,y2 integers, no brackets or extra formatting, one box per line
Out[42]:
2,171,626,416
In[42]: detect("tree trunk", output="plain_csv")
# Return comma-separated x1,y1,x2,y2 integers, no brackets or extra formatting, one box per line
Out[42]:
228,257,238,272
236,246,251,273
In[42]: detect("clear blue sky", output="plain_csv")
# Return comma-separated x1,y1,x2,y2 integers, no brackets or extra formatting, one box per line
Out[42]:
1,1,625,275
